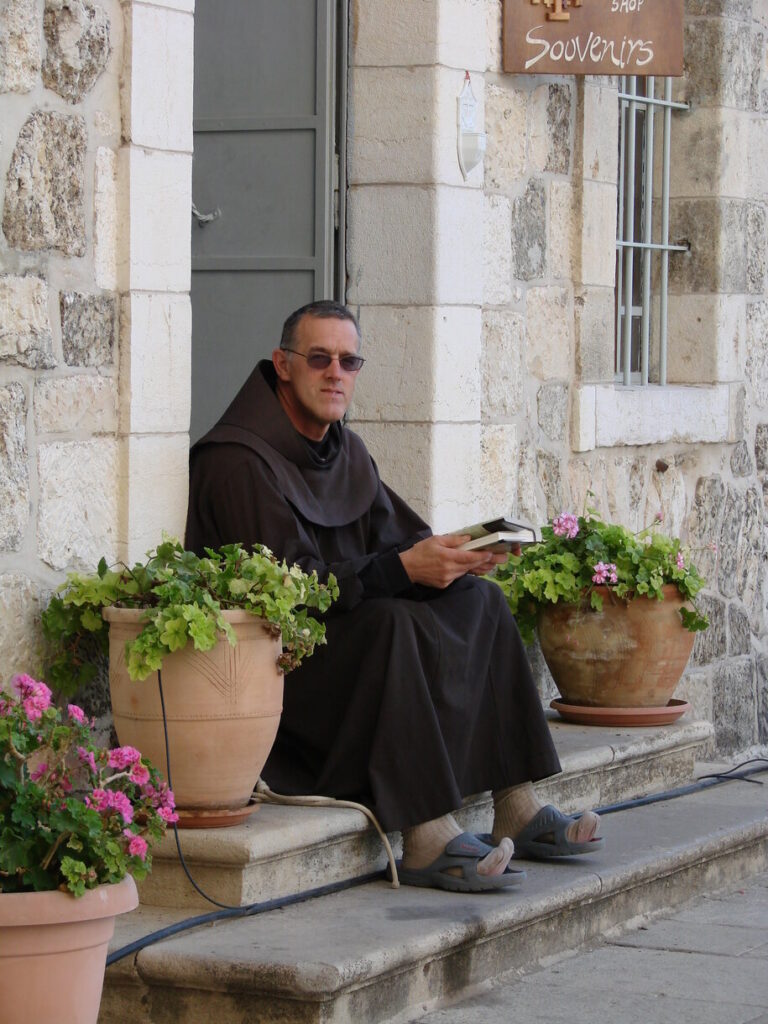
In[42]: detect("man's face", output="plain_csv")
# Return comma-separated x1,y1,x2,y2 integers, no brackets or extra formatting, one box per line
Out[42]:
272,315,361,438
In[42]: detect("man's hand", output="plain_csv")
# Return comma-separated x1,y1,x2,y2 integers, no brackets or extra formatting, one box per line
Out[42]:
399,534,508,589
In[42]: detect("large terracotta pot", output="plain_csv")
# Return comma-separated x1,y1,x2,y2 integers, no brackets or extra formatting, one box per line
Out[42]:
537,584,695,707
0,875,138,1024
103,607,283,812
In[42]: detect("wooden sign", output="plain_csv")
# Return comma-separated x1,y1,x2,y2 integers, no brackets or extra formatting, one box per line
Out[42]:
503,0,684,76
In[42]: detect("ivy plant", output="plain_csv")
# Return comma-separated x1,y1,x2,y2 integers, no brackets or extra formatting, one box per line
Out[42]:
492,508,710,646
42,540,339,697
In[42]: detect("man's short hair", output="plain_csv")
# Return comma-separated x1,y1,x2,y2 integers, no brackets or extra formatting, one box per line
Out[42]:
280,301,361,351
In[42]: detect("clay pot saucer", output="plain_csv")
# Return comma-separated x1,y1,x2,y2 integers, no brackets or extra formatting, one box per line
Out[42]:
176,800,260,829
550,697,691,727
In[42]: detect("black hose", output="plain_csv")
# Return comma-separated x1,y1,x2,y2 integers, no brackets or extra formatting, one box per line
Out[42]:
105,870,383,966
596,759,766,815
105,674,768,967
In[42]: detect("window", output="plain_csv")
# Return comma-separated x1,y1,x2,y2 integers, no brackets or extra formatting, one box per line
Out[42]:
615,76,688,385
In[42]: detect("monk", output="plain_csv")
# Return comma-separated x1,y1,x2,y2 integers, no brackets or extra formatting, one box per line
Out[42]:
185,300,603,892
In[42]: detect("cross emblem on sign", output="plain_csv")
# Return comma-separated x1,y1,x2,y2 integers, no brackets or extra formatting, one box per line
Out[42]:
531,0,583,21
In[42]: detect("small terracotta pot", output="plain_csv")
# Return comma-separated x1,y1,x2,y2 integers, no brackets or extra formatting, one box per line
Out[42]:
103,607,283,812
537,584,696,708
0,875,138,1024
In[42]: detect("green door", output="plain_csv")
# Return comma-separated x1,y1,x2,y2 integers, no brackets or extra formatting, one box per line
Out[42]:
191,0,341,442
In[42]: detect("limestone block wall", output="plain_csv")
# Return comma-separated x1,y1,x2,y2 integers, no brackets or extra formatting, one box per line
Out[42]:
0,0,192,685
480,0,768,756
347,0,768,755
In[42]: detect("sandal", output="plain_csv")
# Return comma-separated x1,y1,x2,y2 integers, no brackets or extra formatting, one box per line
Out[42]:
512,805,605,859
393,832,526,893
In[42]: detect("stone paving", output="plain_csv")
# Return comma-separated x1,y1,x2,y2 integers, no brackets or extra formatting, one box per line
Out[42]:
419,869,768,1024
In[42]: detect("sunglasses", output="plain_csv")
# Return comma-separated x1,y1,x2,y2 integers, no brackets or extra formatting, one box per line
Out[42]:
282,347,365,373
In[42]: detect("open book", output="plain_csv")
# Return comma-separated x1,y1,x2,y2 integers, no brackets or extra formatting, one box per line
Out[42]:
453,516,542,553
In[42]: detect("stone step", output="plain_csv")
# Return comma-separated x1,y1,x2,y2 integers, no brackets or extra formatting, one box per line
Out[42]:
137,710,713,910
101,764,768,1024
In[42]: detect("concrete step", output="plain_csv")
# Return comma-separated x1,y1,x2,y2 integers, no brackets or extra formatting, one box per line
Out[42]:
136,710,714,910
101,763,768,1024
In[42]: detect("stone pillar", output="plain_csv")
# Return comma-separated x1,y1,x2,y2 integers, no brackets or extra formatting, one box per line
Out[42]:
116,0,193,561
664,6,763,384
347,0,488,529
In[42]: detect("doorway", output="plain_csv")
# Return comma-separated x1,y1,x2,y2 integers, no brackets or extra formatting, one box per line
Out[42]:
190,0,346,442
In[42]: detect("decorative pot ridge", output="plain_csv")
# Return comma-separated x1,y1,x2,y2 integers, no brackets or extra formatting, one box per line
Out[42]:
537,584,696,708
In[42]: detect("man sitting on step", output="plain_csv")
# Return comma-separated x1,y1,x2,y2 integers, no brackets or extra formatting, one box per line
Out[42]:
185,300,604,892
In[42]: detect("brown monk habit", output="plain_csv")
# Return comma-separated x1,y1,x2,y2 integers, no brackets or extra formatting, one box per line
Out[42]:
185,362,561,831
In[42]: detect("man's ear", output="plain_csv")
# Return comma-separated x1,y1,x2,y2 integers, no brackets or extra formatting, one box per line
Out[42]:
273,348,291,382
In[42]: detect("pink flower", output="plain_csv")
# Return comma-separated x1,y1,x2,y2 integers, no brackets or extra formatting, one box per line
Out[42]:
78,746,98,774
552,512,579,539
160,787,176,812
108,746,142,770
655,510,663,523
87,788,134,823
87,788,108,811
13,676,52,721
123,830,148,861
592,561,618,585
129,763,150,786
676,551,685,570
108,791,134,824
67,704,87,724
12,674,42,697
157,805,180,824
23,694,50,722
29,762,48,782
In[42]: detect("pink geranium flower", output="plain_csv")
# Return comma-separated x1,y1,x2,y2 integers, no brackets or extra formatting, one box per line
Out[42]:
123,830,148,861
67,704,87,724
78,746,98,774
88,787,134,823
552,512,579,539
129,763,150,786
108,746,142,770
676,551,685,570
12,676,52,721
592,561,618,585
157,805,180,824
29,762,48,782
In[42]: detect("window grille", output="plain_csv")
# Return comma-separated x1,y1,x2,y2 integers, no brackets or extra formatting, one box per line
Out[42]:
615,76,689,386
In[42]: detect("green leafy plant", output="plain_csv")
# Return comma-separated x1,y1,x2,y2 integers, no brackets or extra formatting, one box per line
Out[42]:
42,539,339,697
0,674,174,895
493,508,710,645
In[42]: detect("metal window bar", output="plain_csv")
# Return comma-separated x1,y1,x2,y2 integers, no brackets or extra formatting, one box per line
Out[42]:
615,77,688,386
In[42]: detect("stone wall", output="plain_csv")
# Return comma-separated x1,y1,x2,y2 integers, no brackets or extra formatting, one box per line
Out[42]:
0,0,192,688
0,0,121,682
480,0,768,756
348,0,768,756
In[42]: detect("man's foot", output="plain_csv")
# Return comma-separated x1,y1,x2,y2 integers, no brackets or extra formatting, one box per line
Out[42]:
511,804,605,859
491,783,603,856
402,814,518,881
398,830,525,892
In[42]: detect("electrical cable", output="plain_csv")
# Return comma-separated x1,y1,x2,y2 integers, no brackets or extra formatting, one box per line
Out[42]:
596,758,767,815
105,681,768,969
106,668,392,966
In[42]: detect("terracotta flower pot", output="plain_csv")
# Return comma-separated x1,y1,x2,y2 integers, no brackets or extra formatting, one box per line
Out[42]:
0,875,138,1024
103,607,283,813
537,584,695,708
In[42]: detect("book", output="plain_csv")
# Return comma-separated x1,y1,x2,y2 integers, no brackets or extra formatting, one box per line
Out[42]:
453,516,542,553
